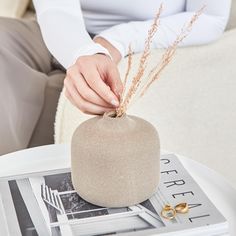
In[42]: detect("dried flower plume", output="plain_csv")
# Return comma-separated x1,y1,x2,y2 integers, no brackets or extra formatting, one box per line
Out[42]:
115,5,205,117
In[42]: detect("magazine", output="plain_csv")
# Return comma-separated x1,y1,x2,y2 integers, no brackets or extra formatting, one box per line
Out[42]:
0,154,229,236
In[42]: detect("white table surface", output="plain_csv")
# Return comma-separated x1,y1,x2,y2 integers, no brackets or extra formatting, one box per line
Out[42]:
0,144,235,235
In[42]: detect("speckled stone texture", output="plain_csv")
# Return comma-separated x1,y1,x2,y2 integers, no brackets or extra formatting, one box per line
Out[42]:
71,111,160,207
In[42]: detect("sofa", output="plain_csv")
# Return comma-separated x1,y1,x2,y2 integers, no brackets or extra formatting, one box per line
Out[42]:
1,1,236,188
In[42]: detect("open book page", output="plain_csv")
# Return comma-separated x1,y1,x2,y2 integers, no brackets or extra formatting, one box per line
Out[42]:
0,181,21,236
0,154,229,236
150,154,227,227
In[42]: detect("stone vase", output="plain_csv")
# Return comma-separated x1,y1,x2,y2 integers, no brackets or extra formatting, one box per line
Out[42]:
71,111,160,207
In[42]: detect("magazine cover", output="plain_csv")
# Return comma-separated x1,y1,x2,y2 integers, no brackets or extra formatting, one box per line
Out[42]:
0,154,229,236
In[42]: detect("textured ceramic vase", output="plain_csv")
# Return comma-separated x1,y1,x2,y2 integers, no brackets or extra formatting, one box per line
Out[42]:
71,111,160,207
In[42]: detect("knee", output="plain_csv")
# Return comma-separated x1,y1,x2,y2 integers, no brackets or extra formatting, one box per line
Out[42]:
0,17,21,49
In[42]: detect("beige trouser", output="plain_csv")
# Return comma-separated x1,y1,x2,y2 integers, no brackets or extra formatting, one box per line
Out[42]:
0,17,65,155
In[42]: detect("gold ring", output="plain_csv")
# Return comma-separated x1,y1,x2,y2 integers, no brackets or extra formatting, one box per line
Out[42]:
161,204,176,220
175,203,189,214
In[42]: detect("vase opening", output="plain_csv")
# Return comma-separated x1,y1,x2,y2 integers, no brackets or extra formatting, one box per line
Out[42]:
103,110,126,119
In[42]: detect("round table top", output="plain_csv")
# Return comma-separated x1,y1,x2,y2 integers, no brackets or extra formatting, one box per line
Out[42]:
0,144,235,235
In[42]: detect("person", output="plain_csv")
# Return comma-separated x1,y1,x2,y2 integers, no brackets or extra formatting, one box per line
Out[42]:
0,0,231,155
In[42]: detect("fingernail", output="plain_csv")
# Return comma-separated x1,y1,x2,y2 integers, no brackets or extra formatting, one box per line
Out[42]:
110,99,119,107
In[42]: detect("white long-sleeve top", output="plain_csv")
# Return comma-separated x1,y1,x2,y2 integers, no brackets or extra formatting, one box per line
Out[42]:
33,0,231,69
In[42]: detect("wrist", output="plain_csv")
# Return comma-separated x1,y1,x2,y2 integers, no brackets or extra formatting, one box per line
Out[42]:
93,37,122,64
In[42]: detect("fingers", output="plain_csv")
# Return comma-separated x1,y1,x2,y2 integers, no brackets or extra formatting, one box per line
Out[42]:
67,66,114,108
77,60,120,107
105,66,123,100
65,54,123,114
64,77,114,115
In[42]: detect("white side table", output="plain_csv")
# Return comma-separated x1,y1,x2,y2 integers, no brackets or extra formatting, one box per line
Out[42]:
0,144,235,235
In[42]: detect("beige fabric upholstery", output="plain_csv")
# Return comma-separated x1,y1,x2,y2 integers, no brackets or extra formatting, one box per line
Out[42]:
0,0,30,18
227,0,236,30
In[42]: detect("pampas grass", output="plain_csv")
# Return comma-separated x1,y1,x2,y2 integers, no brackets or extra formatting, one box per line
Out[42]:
119,44,133,106
115,5,205,117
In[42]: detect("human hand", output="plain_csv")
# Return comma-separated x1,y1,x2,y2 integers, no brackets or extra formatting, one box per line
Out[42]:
64,54,123,115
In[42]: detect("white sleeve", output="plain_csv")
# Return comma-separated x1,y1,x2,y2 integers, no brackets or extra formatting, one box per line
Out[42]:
97,0,231,58
33,0,111,69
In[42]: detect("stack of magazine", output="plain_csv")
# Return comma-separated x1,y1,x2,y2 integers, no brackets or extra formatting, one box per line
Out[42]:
0,154,229,236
